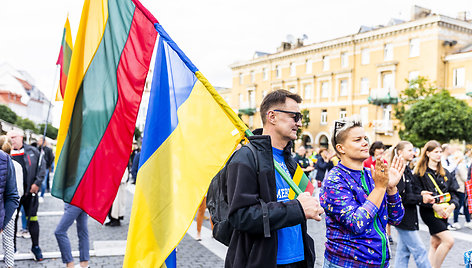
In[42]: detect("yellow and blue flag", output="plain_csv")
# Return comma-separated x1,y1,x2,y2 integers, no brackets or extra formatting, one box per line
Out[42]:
123,23,246,267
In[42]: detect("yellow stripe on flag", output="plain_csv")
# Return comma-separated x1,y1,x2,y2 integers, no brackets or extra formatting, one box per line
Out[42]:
288,165,304,200
55,0,109,166
123,79,244,267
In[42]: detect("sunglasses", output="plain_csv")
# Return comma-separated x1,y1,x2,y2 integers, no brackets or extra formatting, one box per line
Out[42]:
272,109,303,122
333,120,347,145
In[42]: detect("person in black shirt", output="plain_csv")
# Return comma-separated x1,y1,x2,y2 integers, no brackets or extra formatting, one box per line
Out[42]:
392,141,434,268
412,140,459,268
293,146,314,177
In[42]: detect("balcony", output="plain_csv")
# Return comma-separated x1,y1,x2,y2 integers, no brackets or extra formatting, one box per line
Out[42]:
238,102,257,116
373,120,394,134
368,88,398,106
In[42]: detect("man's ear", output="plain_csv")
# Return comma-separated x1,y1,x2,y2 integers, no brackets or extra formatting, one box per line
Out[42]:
336,144,345,155
267,111,276,125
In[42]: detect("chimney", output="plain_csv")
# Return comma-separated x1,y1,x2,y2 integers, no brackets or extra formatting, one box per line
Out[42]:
457,11,467,21
411,5,431,20
277,42,292,52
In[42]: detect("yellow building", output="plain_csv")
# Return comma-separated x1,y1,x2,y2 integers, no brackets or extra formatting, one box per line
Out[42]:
229,6,472,148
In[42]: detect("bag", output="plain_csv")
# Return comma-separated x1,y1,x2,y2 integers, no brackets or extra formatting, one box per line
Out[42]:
427,173,452,219
466,179,472,214
206,143,269,246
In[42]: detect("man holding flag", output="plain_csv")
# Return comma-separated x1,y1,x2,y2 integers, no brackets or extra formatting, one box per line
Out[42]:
225,90,324,268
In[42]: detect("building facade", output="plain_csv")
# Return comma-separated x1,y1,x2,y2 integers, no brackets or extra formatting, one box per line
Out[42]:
229,8,472,148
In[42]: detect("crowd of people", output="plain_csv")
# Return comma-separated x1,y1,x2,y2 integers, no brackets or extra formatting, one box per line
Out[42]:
220,89,471,268
0,130,141,268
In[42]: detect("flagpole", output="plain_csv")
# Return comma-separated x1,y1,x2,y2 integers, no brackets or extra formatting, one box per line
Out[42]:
38,65,59,154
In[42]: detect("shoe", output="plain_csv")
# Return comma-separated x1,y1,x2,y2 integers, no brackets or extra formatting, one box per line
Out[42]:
105,219,120,227
447,224,456,231
38,197,44,203
22,230,31,239
31,246,44,261
464,222,472,229
74,264,90,268
452,222,461,230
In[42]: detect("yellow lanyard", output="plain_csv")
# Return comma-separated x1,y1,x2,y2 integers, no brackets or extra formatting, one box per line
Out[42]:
427,173,444,195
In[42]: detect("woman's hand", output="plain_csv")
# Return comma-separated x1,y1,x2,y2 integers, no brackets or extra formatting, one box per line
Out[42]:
372,159,389,189
432,204,448,219
445,203,456,218
387,155,405,190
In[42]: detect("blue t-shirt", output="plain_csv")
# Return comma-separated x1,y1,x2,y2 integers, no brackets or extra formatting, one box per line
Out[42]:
272,147,305,265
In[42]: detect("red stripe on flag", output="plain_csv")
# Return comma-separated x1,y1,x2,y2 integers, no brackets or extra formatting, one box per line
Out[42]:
70,6,158,223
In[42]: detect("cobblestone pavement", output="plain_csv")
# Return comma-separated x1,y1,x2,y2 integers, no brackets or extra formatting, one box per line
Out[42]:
5,185,471,267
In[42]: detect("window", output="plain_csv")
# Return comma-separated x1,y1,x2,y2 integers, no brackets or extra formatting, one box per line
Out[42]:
341,52,348,68
384,43,393,61
305,59,312,74
276,65,281,78
321,109,328,125
322,56,330,71
360,77,369,95
250,70,255,83
453,68,465,88
361,48,370,65
360,106,369,124
239,73,243,84
262,90,268,99
289,86,296,93
304,84,313,100
290,62,296,76
339,79,348,96
321,82,329,98
263,68,268,80
248,90,255,107
239,93,243,106
340,108,347,119
409,38,420,57
382,72,394,90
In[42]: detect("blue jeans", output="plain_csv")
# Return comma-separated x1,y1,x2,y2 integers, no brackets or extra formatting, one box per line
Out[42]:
454,192,471,223
323,258,344,268
40,171,49,198
394,228,431,268
54,203,89,264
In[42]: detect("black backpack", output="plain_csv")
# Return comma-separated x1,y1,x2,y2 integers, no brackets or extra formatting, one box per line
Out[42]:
206,143,270,246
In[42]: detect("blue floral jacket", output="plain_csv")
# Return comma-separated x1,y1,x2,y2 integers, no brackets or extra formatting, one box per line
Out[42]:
320,163,404,268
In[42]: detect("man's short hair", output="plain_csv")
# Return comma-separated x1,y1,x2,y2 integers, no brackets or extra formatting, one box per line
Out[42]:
6,129,24,138
260,89,302,125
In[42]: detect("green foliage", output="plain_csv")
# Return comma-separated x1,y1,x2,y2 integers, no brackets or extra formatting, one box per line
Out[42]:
402,90,472,146
0,105,18,124
16,117,37,133
394,76,439,123
297,109,310,139
38,123,58,139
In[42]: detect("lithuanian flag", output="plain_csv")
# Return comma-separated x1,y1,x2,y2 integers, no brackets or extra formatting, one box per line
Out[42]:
288,166,315,200
55,17,73,101
52,0,158,223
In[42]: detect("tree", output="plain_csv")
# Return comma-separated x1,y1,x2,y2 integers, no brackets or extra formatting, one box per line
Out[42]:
402,90,472,146
16,117,37,133
394,76,439,124
0,105,18,124
296,109,310,139
38,123,58,139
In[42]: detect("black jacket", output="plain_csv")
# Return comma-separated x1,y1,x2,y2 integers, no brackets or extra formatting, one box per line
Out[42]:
396,166,422,230
314,155,334,182
412,167,459,209
225,131,315,268
22,144,46,194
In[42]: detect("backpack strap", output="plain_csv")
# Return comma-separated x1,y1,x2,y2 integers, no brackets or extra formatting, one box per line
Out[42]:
246,143,270,238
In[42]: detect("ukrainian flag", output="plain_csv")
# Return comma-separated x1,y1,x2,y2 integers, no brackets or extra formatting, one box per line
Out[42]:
123,23,246,267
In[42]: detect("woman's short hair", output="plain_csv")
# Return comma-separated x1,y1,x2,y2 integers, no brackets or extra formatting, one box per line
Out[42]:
369,141,385,156
331,117,363,155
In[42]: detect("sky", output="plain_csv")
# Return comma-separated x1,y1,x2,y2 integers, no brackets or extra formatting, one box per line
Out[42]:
0,0,470,127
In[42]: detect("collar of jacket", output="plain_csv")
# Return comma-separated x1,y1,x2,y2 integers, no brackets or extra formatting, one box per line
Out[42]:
249,128,293,156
